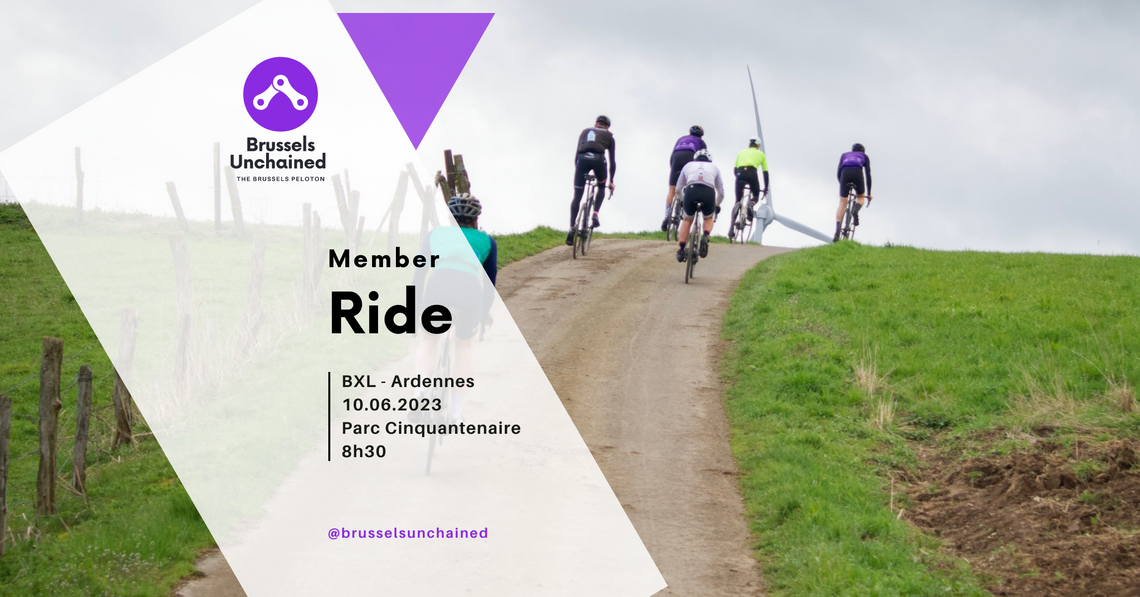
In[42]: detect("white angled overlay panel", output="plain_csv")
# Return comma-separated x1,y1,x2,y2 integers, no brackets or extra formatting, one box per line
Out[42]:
0,0,665,594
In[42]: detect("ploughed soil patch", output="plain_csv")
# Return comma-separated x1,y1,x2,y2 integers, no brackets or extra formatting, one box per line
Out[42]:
906,436,1140,597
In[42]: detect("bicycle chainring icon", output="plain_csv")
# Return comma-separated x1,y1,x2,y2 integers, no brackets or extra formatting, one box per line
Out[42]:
243,57,318,132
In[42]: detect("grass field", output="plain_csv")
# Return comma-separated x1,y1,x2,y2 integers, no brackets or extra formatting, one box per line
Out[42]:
0,202,215,596
721,241,1140,595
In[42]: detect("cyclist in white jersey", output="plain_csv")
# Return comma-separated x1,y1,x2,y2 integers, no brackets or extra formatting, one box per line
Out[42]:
674,149,724,262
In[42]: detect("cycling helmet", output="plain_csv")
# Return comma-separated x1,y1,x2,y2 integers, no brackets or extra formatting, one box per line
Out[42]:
694,149,712,162
690,125,704,137
447,193,481,223
852,143,865,152
595,115,611,127
749,138,760,147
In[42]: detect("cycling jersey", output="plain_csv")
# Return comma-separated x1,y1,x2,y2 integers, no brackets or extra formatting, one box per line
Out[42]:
576,127,616,181
836,150,872,196
672,135,706,154
414,225,498,339
676,161,725,207
734,147,768,171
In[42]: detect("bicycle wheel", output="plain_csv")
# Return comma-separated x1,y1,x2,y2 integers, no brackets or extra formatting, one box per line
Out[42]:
425,337,452,475
572,194,584,259
685,215,700,284
582,189,595,256
666,196,681,242
729,203,742,244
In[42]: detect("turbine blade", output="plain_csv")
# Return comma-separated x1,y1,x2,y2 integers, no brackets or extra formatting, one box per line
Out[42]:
773,213,833,243
746,65,765,152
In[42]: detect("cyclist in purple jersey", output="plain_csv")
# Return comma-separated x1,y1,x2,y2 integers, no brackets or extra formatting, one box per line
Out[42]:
662,125,707,230
834,143,873,241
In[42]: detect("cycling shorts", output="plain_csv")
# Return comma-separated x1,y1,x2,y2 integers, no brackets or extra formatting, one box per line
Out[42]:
838,167,865,197
682,184,716,217
424,268,483,340
669,150,695,186
574,153,608,187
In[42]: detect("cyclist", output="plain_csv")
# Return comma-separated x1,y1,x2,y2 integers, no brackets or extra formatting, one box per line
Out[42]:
413,194,497,424
661,125,707,231
834,143,872,242
733,138,769,222
674,149,724,262
567,115,616,245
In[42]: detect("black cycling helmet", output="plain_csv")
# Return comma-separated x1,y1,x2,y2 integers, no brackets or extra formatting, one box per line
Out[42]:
595,115,611,127
852,143,865,152
690,125,704,137
447,193,481,223
749,138,760,147
694,149,712,162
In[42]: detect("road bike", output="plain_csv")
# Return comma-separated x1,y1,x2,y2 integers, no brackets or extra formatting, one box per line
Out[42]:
424,330,453,475
572,174,599,259
664,192,683,242
729,189,756,244
839,183,863,241
683,203,705,284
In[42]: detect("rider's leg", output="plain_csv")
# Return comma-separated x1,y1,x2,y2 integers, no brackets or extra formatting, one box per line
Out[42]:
591,175,606,228
450,337,473,420
678,216,694,245
569,163,587,244
833,197,847,241
413,333,441,413
852,194,866,225
666,185,676,208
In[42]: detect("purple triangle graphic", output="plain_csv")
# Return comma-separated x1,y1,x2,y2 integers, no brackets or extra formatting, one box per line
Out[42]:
339,13,493,149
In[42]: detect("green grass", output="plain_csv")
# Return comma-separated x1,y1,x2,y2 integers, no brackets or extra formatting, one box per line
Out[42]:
495,226,567,266
0,202,214,596
0,204,613,594
721,241,1140,596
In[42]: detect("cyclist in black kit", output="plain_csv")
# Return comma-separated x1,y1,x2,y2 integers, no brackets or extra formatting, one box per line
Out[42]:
567,115,616,245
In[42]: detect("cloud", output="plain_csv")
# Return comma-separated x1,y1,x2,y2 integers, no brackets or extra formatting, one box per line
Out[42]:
3,0,1137,253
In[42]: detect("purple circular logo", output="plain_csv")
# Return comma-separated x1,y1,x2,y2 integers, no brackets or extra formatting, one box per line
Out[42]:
243,57,318,131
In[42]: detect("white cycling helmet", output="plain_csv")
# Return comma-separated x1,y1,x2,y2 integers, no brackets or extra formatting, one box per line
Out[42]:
694,149,712,162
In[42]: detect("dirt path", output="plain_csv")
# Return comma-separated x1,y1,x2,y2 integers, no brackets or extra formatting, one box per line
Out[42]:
496,239,792,596
173,238,790,597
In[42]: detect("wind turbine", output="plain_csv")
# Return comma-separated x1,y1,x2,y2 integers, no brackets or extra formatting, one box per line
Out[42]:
746,66,832,244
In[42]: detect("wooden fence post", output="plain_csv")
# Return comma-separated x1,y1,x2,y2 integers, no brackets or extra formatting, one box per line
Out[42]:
332,175,352,240
72,366,92,494
311,212,323,289
213,142,222,233
74,147,84,226
36,337,63,516
0,393,10,558
166,182,190,233
112,308,138,448
169,234,194,318
302,203,312,297
407,163,438,239
245,236,266,324
354,216,365,252
224,165,245,237
453,154,471,195
443,149,456,196
175,313,192,394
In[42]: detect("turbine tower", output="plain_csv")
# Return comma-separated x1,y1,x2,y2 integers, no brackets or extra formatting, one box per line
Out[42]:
746,66,832,245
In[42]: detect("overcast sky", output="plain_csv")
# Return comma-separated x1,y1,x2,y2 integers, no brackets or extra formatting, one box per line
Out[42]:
2,0,1138,254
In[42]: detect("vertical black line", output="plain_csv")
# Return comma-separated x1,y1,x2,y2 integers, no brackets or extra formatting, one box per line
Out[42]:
327,371,331,461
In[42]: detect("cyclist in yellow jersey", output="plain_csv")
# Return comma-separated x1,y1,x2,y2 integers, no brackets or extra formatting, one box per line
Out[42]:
733,139,769,222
